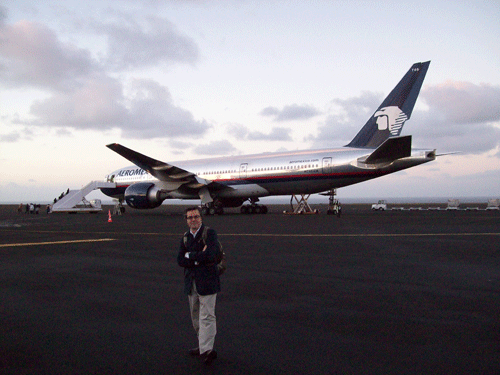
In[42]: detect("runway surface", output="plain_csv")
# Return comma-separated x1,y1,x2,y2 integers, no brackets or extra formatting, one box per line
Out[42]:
1,204,499,374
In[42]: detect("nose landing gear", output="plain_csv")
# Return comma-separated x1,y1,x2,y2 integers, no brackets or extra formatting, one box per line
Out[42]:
325,189,342,217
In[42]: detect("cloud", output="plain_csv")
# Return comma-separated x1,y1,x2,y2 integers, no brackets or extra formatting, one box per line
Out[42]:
0,5,6,24
0,126,34,141
226,123,248,139
0,15,206,141
413,81,500,154
91,14,199,70
0,12,199,90
121,79,209,139
168,140,191,151
193,140,238,156
306,91,382,148
0,132,20,142
227,124,292,141
410,112,500,154
422,81,500,124
247,127,292,141
0,20,97,90
260,104,321,122
28,73,127,128
24,77,209,139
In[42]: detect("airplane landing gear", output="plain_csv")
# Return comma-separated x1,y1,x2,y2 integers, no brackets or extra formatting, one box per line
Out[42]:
201,201,224,215
240,198,268,214
325,189,342,217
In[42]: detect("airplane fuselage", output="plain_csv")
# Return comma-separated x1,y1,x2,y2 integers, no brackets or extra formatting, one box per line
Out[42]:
101,146,435,201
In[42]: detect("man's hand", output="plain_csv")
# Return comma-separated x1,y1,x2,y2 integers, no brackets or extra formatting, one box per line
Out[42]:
185,252,198,265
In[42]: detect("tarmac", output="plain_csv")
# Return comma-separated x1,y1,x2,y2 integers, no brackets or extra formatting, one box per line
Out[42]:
1,203,499,374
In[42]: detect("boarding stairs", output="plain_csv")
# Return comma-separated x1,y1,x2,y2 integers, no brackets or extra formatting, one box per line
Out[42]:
51,181,116,213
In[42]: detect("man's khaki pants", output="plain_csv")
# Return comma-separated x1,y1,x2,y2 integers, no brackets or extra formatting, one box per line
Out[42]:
188,281,217,354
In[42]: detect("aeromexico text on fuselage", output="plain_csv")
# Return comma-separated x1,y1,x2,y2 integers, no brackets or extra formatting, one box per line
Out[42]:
116,168,149,177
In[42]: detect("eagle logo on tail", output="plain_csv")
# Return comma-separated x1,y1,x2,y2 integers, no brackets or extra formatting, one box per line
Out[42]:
374,106,408,136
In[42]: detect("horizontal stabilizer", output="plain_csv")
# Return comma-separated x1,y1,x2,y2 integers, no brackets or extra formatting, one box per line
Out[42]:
363,136,412,164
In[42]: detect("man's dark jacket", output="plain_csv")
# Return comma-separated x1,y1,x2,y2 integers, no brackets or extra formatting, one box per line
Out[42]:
177,224,221,296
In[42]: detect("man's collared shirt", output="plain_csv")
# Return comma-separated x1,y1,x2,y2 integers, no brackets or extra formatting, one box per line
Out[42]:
190,225,202,239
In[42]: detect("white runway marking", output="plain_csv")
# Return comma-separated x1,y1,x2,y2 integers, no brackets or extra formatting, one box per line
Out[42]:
24,231,493,238
2,230,499,239
0,238,115,248
218,233,500,237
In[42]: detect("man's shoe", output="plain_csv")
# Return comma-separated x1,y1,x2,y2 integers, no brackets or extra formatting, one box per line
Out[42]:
188,348,200,356
201,349,217,365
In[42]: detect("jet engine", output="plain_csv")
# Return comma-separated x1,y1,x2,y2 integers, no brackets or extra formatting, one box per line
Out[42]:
124,183,165,209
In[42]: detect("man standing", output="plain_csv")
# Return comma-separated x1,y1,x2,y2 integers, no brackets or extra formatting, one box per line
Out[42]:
177,206,221,365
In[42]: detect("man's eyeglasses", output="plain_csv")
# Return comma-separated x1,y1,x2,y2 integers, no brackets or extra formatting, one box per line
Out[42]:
186,215,201,220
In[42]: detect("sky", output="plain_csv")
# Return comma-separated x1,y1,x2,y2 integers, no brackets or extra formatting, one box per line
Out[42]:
1,0,499,204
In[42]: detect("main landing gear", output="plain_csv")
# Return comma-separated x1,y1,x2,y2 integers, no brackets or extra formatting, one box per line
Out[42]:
201,201,224,216
240,198,268,214
200,199,268,215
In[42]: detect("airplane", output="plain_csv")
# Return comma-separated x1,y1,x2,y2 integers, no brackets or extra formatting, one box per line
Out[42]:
101,61,435,214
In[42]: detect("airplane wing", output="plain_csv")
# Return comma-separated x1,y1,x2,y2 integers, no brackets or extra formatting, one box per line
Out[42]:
106,143,225,191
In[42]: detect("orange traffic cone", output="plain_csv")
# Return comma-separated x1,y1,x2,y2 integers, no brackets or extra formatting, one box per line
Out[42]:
108,210,112,223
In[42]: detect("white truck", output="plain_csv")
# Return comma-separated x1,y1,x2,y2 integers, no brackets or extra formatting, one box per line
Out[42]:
486,199,500,210
446,199,460,210
371,200,387,211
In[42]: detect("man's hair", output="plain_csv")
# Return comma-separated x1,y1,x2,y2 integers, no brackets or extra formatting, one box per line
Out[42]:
184,206,201,217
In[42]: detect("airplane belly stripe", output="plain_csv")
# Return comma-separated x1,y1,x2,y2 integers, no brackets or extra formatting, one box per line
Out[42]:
109,172,387,187
214,171,387,185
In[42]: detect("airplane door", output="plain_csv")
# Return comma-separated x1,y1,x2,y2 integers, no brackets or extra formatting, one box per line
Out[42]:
322,157,332,174
239,163,248,179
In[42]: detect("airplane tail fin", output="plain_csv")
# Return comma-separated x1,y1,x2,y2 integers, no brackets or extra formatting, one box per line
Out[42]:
346,61,430,148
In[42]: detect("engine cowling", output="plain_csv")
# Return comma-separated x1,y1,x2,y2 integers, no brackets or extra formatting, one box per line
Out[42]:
124,183,165,209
